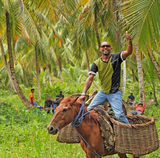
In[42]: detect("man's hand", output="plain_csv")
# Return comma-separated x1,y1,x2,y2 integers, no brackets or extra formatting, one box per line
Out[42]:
122,31,133,59
126,31,132,42
78,95,86,102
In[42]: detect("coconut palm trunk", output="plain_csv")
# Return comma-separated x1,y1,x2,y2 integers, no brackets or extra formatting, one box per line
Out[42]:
123,60,126,94
6,11,34,109
35,43,41,98
85,50,90,72
46,64,52,86
95,23,101,50
132,69,137,82
58,57,63,81
135,45,145,103
147,46,160,81
0,38,17,92
94,22,101,57
152,82,158,106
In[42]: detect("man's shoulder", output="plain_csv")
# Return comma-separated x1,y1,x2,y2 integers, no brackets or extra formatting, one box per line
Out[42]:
29,92,33,96
94,57,101,65
111,52,122,58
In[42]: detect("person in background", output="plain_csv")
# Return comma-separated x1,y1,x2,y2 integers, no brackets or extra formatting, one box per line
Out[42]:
44,96,54,114
29,89,42,109
54,90,64,106
129,102,145,115
127,92,136,106
127,92,135,102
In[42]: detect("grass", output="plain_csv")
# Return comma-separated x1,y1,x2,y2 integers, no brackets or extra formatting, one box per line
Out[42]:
0,90,160,158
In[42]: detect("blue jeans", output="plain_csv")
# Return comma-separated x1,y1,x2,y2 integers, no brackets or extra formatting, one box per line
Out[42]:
129,111,142,115
87,90,129,124
51,104,56,113
32,102,42,109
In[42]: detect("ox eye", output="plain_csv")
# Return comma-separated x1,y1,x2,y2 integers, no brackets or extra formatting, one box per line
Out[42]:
63,108,68,112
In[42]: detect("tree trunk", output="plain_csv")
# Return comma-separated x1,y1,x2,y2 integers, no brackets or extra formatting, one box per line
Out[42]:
85,50,90,72
94,22,101,56
6,11,34,109
46,65,52,86
18,0,24,15
58,57,63,81
9,85,13,95
0,38,17,92
123,60,126,94
35,43,41,98
153,83,158,106
135,45,145,103
147,46,160,81
132,69,137,82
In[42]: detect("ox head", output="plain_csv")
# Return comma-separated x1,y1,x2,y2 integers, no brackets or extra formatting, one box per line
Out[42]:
47,96,79,135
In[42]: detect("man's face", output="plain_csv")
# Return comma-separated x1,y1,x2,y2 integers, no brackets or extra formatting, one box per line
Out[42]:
32,90,34,93
131,93,133,96
48,96,50,100
60,92,62,95
99,42,112,56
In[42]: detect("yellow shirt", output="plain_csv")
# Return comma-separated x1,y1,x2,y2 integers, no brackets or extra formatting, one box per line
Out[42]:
29,92,35,102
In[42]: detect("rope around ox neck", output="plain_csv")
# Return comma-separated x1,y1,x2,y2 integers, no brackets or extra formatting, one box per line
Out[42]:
70,101,101,158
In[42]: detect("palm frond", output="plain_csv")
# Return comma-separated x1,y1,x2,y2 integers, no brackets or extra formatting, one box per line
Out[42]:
121,0,160,50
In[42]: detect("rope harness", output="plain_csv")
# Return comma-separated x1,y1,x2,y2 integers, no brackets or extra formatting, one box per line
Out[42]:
70,101,102,158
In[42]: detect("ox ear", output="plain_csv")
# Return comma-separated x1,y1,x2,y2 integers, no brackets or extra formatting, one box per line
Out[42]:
70,97,79,106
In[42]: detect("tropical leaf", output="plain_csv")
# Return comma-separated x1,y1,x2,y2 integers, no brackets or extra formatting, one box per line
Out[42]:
121,0,160,50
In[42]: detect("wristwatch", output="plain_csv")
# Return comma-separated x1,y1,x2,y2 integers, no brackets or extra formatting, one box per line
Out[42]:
81,93,86,96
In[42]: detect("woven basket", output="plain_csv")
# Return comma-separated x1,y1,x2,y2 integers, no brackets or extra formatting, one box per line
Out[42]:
56,124,81,143
111,115,159,156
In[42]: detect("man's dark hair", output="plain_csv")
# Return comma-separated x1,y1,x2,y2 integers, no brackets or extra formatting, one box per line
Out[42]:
31,88,34,91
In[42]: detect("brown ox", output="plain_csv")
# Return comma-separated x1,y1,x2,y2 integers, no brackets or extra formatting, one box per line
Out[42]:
47,96,138,158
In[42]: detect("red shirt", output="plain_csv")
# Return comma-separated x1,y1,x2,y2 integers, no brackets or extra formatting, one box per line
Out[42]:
136,104,145,113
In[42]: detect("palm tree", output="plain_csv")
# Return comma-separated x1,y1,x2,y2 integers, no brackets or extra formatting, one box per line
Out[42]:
75,0,114,52
146,46,160,81
119,0,160,103
135,45,145,103
0,38,17,92
5,10,34,108
122,60,126,94
0,0,60,108
143,57,159,106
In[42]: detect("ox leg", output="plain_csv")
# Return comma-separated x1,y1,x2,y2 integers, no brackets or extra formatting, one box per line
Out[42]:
118,153,127,158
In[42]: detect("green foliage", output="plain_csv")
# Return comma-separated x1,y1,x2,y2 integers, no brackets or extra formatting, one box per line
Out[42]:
123,79,140,102
0,0,160,156
0,89,160,157
0,92,86,157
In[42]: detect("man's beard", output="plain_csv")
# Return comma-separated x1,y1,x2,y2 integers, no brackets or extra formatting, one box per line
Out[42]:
102,49,111,56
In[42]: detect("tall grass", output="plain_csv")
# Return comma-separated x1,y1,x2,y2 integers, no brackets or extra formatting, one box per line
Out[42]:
0,89,159,158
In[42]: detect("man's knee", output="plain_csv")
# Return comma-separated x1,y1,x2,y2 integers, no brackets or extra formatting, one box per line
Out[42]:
115,112,125,121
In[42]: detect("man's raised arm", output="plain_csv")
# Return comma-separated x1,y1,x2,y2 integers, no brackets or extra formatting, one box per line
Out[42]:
122,31,133,60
